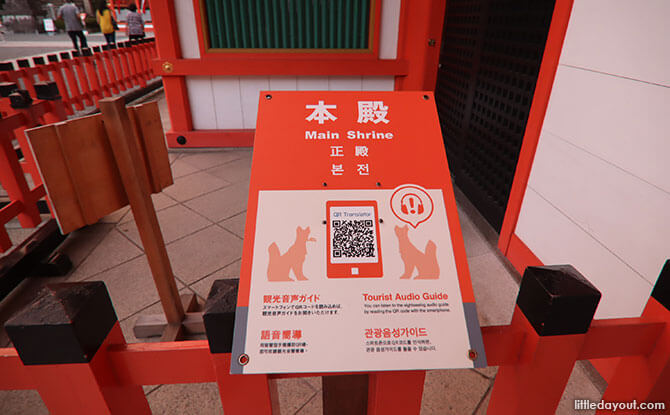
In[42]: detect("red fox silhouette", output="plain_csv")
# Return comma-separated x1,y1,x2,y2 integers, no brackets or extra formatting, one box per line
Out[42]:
267,226,316,282
394,225,439,279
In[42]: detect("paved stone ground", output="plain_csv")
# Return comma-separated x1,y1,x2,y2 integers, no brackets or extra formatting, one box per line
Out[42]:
0,91,606,414
0,32,111,60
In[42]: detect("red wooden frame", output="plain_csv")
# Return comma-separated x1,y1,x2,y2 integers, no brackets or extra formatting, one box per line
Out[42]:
191,0,383,60
2,305,668,413
152,0,446,148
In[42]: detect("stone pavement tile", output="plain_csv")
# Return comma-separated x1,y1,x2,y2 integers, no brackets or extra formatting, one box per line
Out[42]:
276,378,319,415
170,158,200,178
206,157,252,184
189,260,241,300
166,227,243,285
179,150,247,170
474,366,498,379
100,206,131,224
7,227,34,247
59,223,115,268
296,391,323,415
301,376,321,392
458,210,495,259
90,254,184,320
185,182,250,223
120,286,198,344
146,383,223,415
0,390,47,415
163,171,230,202
168,152,180,163
468,252,519,326
118,204,210,246
420,369,491,415
220,211,246,238
473,385,492,415
557,362,602,415
152,192,179,211
473,362,602,415
67,228,143,282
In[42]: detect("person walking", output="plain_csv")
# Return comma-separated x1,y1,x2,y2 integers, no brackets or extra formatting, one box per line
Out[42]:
125,3,145,41
57,1,88,51
96,1,116,46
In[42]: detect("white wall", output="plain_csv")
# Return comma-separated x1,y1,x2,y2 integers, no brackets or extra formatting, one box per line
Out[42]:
515,0,670,319
185,76,396,129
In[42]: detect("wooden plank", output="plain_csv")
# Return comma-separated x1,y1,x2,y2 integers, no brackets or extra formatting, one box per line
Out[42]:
160,323,185,342
24,124,86,233
323,374,368,415
100,97,184,325
128,101,173,193
53,115,128,225
133,312,205,338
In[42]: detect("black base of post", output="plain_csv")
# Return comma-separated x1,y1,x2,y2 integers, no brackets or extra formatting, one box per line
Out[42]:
0,219,72,301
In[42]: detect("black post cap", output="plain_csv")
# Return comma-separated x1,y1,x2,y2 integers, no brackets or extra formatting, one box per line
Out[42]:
516,265,601,336
203,279,238,354
651,260,670,311
92,45,101,53
17,59,30,68
5,282,118,365
47,54,59,63
35,82,61,100
59,52,71,60
0,82,18,97
81,47,93,57
0,62,15,71
33,56,46,66
71,50,80,58
109,43,117,50
9,90,33,109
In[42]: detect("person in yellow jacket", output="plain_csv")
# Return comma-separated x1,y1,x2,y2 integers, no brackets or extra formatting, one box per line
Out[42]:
96,1,116,46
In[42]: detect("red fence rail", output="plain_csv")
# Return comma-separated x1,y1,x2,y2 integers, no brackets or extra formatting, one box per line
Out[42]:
0,39,158,253
0,38,157,117
0,89,66,251
1,263,669,414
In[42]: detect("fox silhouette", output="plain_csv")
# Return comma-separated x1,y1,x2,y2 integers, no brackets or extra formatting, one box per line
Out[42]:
394,225,439,279
267,226,316,282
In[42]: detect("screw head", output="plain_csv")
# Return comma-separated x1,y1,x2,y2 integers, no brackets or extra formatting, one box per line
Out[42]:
322,182,328,187
428,38,436,47
162,61,174,73
468,349,478,361
423,95,430,100
176,135,187,145
265,94,272,100
238,353,250,366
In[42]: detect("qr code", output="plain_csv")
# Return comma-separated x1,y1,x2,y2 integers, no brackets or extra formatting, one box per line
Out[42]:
332,219,375,258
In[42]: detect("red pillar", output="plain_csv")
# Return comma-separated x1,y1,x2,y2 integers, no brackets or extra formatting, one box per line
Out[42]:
599,261,670,415
487,265,601,415
203,279,274,414
367,371,426,415
4,282,151,415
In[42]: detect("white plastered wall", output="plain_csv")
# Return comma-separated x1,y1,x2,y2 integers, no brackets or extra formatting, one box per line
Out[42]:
175,0,401,129
515,0,670,319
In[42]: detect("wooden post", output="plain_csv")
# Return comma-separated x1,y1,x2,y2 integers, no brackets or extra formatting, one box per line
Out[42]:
99,97,184,325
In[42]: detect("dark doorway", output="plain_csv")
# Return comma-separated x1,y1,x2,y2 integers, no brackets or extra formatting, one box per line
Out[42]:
435,0,556,231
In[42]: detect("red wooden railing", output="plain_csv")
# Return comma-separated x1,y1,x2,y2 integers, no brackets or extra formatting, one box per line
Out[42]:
1,263,668,414
0,38,157,117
